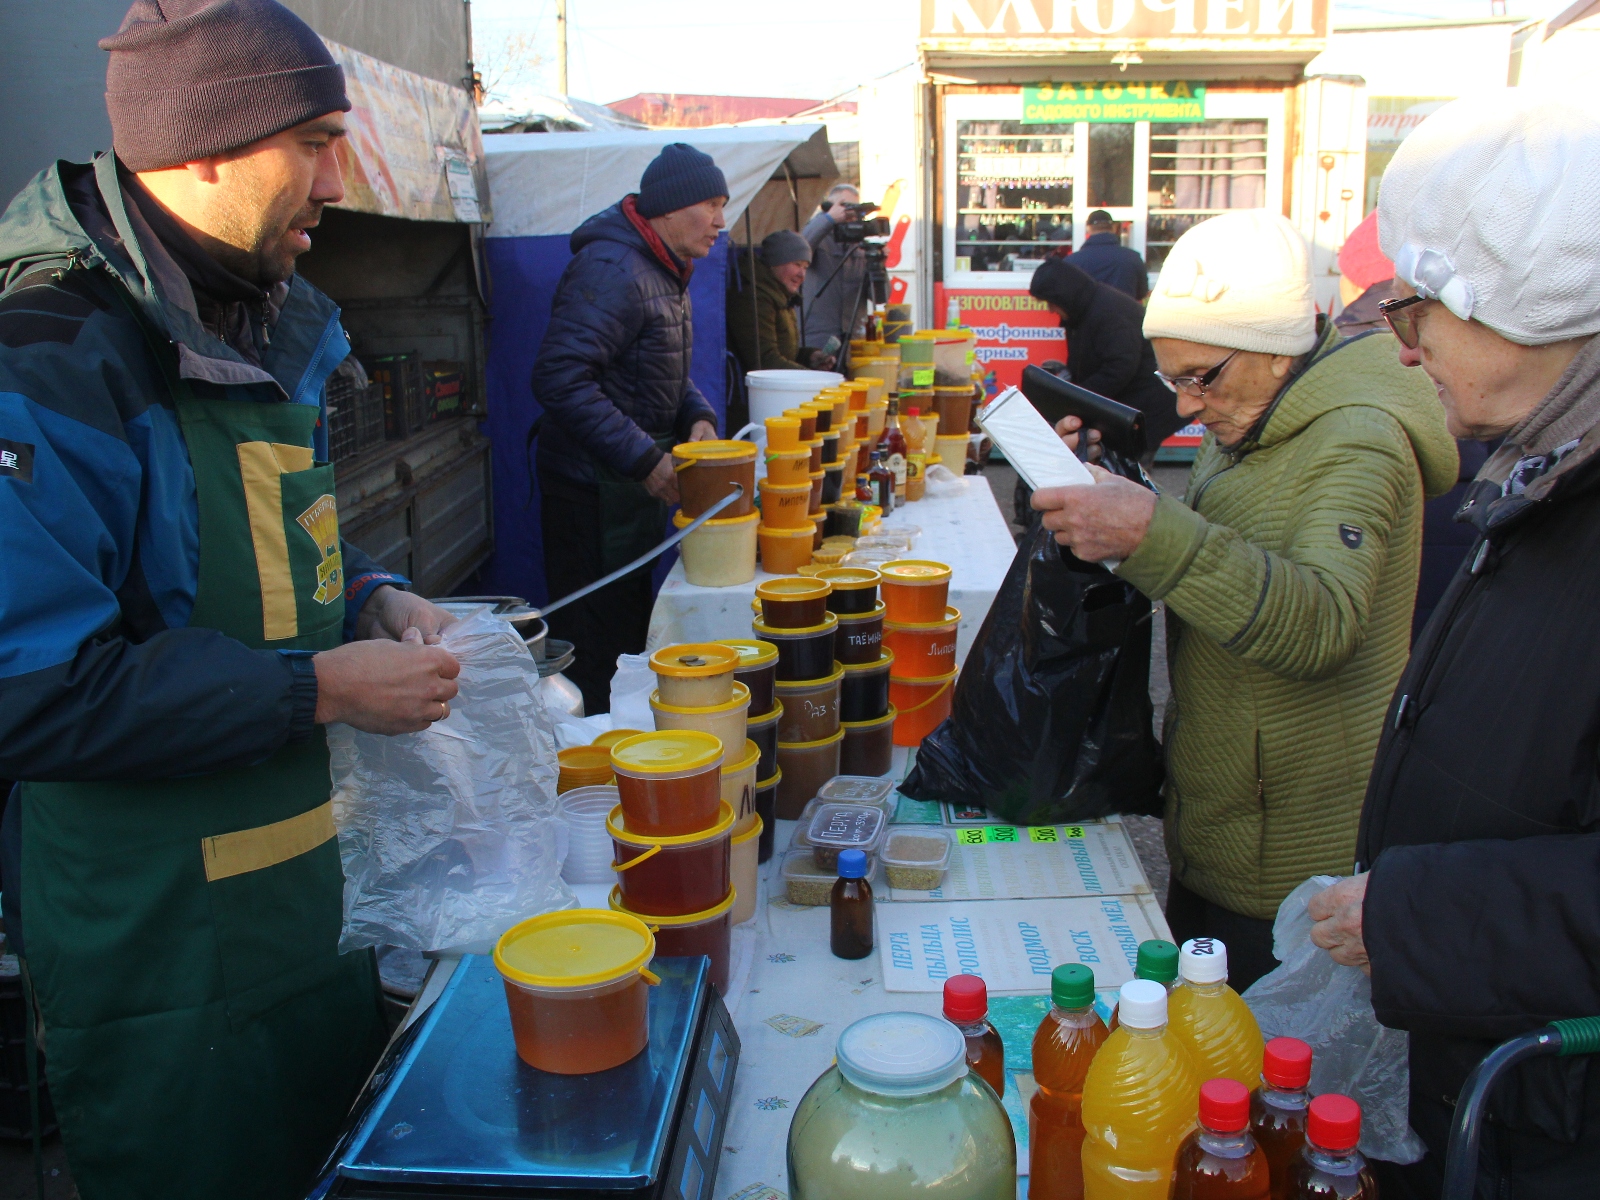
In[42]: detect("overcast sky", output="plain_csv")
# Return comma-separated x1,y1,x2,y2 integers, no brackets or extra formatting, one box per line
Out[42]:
470,0,1577,105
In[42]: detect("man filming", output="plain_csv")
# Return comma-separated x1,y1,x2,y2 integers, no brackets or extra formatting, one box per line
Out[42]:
802,183,874,354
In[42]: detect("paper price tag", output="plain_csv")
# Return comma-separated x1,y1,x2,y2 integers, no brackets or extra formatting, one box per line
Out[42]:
912,368,935,386
957,829,986,845
1027,826,1058,843
966,349,977,363
984,825,1020,843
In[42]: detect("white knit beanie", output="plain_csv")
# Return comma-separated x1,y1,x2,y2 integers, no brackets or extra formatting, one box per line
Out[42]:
1143,211,1316,356
1378,90,1600,347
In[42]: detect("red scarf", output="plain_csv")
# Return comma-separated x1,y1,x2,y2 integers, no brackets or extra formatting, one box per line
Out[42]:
623,194,694,288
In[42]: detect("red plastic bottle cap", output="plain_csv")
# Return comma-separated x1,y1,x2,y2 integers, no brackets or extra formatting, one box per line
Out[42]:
907,406,921,416
1307,1093,1363,1151
1197,1077,1250,1133
1263,1037,1313,1089
942,974,988,1023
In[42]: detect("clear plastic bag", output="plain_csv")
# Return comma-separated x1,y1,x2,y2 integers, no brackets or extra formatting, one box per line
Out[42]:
923,462,969,496
607,652,656,732
329,608,574,955
1242,875,1427,1164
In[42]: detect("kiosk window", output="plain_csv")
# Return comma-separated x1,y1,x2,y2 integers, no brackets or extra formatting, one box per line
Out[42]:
1087,124,1134,208
955,120,1075,273
1146,120,1268,270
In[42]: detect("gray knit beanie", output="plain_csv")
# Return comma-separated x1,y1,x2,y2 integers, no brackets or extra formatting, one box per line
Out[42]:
761,229,812,267
101,0,350,172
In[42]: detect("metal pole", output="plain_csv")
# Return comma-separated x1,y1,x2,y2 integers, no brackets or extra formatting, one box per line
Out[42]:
556,0,568,96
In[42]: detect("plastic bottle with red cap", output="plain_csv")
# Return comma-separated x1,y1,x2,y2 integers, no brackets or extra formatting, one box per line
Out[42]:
1251,1037,1313,1199
942,974,1005,1098
1171,1077,1271,1199
1285,1094,1377,1199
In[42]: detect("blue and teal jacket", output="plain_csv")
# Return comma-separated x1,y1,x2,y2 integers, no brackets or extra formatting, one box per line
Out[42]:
0,153,404,783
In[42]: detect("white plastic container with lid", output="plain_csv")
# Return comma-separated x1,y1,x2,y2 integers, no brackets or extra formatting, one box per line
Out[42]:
787,1012,1016,1199
816,775,898,811
746,369,843,426
805,802,886,869
881,827,953,891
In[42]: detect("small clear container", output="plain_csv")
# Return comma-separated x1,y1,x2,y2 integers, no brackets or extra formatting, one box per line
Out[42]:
806,802,886,870
782,847,876,906
881,828,953,891
817,776,898,811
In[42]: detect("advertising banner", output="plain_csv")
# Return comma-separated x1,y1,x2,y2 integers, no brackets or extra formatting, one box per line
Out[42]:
1022,81,1206,123
935,285,1066,394
920,0,1328,41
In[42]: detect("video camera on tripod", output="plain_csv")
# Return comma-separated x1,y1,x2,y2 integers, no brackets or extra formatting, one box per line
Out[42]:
822,199,892,244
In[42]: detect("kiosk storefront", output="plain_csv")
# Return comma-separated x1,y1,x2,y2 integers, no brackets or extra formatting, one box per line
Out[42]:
899,0,1364,403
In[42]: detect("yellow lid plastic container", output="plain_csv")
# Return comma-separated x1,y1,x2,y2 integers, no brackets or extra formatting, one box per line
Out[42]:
650,643,741,706
880,559,953,583
609,730,724,776
493,909,657,990
592,728,646,749
671,438,757,463
718,638,779,667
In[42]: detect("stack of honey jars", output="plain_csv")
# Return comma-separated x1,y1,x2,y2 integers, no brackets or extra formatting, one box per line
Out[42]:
670,440,758,587
752,577,842,820
758,413,815,574
821,566,894,777
880,560,959,747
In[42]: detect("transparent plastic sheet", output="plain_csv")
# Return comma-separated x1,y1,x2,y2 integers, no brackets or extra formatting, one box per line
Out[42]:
1243,875,1427,1164
330,608,574,955
608,652,657,732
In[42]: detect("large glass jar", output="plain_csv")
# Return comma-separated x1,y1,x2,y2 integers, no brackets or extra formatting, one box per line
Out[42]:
787,1012,1016,1200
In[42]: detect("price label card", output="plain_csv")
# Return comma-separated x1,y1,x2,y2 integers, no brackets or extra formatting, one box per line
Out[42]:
984,825,1020,843
913,368,935,386
957,829,987,846
889,821,1150,901
1027,826,1059,843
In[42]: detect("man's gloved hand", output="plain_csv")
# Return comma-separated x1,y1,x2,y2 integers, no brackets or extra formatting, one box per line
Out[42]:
313,630,461,734
356,584,458,644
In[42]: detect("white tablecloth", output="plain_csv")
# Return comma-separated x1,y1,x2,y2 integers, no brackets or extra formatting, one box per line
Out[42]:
646,474,1018,665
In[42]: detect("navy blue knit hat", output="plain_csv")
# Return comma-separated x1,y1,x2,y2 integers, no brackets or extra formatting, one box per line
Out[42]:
102,0,350,172
636,143,728,219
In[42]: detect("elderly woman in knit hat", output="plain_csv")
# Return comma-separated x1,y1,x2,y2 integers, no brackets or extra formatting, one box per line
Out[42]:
1034,209,1456,990
727,228,837,376
1306,92,1600,1196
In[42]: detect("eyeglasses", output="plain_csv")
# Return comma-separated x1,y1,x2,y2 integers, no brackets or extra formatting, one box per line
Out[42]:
1156,349,1239,398
1378,294,1430,350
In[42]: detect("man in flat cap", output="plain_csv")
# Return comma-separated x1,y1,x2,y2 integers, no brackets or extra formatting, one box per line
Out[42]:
0,2,460,1195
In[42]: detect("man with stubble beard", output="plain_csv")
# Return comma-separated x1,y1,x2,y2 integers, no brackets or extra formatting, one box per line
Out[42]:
0,2,463,1196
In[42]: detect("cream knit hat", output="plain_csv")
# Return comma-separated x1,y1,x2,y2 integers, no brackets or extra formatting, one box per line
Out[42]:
1378,90,1600,347
1143,211,1317,356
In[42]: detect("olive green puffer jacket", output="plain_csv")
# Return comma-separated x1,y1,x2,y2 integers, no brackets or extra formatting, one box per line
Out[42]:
1117,326,1458,918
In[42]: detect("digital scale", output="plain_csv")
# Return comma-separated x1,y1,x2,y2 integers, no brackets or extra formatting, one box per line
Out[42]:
309,955,739,1199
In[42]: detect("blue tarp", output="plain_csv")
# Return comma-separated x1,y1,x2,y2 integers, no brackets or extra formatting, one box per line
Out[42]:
481,232,727,604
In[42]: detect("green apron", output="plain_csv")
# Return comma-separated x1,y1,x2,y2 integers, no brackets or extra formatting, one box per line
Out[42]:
21,395,388,1199
594,436,674,574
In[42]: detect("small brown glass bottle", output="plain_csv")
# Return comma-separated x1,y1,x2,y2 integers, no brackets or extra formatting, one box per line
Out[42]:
830,849,874,959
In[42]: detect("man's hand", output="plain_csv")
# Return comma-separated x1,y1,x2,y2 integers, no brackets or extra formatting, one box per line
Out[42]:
1055,414,1104,463
1309,874,1371,973
1031,465,1156,561
356,585,458,644
313,630,461,734
806,351,838,371
644,453,681,505
689,421,719,442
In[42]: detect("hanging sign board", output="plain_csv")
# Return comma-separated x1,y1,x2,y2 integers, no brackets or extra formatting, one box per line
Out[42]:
920,0,1328,42
1022,82,1206,123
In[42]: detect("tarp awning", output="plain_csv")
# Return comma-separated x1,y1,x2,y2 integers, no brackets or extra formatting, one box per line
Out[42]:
325,38,489,224
482,124,827,239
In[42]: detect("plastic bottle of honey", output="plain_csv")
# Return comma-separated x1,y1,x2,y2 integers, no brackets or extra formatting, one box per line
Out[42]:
830,849,874,960
903,407,928,501
1081,978,1201,1199
942,974,1005,1098
1252,1038,1313,1199
1168,939,1265,1089
1106,939,1179,1031
1028,963,1108,1200
1285,1095,1377,1199
1171,1077,1271,1199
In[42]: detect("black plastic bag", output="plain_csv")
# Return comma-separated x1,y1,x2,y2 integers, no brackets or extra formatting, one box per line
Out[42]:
901,478,1164,823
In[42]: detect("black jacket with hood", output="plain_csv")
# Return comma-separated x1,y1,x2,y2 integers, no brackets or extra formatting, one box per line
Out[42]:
1029,257,1180,448
531,198,717,491
1357,335,1600,1194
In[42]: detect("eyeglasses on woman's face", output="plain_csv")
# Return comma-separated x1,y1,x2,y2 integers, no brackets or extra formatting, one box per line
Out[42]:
1379,294,1432,350
1155,349,1240,398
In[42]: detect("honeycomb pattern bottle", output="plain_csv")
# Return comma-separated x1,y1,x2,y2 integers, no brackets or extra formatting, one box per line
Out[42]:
1081,978,1201,1199
1167,938,1265,1089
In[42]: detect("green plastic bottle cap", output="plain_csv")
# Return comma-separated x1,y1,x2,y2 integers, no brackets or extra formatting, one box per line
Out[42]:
1051,963,1095,1009
1135,939,1180,984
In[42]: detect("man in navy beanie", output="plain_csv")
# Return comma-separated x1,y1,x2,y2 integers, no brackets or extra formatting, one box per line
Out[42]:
0,2,465,1196
532,143,728,711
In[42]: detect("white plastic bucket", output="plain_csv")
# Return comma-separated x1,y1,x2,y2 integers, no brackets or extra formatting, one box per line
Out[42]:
746,370,843,426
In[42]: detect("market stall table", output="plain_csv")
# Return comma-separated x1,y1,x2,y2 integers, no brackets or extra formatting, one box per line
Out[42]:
646,473,1017,665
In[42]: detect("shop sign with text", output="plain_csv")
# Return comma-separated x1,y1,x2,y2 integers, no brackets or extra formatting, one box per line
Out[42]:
921,0,1328,41
1023,82,1205,123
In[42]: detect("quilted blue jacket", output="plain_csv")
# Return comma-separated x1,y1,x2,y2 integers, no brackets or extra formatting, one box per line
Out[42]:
531,199,716,489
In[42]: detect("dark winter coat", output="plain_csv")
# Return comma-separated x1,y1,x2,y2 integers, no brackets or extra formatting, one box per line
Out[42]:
1068,231,1149,300
726,255,816,373
531,197,717,489
1029,257,1181,448
1358,343,1600,1193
